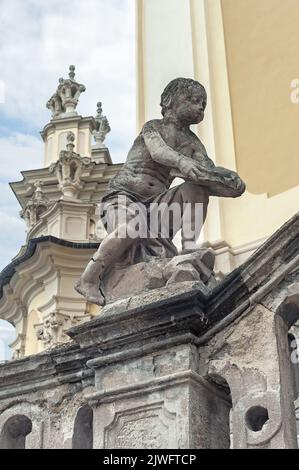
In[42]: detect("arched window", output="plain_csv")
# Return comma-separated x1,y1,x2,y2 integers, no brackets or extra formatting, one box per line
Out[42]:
0,415,32,449
89,219,96,238
72,405,93,449
58,132,68,152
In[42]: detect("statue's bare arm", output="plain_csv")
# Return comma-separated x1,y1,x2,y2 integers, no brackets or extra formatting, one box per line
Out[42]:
143,122,245,197
142,121,213,182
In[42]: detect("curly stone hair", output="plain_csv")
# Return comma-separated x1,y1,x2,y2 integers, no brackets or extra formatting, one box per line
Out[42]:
160,78,206,116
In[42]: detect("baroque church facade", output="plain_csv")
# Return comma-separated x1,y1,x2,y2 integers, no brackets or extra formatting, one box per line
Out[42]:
0,66,120,358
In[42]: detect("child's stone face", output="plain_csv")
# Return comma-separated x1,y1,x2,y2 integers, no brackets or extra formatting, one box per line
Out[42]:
172,87,207,125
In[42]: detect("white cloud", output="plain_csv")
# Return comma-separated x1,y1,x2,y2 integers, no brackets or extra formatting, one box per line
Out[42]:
0,0,136,271
0,133,43,271
0,133,44,270
0,133,43,180
0,209,26,269
0,0,136,162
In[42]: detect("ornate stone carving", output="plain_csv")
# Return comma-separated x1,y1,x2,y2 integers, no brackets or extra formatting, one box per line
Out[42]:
20,181,49,229
50,132,94,200
46,65,86,118
104,404,176,449
92,102,111,148
34,311,91,349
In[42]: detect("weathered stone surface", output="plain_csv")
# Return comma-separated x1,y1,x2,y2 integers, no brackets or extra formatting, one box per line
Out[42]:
101,259,167,304
101,249,216,304
164,249,216,288
202,304,298,448
0,213,299,448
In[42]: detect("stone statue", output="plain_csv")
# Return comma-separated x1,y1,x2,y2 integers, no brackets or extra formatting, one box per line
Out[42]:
75,78,245,306
93,102,111,148
20,180,49,229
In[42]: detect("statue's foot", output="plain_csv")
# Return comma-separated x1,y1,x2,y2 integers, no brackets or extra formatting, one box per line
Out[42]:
74,279,105,306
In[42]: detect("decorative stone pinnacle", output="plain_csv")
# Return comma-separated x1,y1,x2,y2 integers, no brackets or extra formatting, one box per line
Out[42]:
93,102,111,148
20,180,49,230
46,65,86,118
96,102,103,118
69,65,75,80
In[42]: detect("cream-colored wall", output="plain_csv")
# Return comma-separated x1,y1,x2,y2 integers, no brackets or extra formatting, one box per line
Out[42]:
21,244,98,356
136,0,195,129
44,122,92,167
136,0,299,254
220,0,299,247
25,310,40,356
222,0,299,197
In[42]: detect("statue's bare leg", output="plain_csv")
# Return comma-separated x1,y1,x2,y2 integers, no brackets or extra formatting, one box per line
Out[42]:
76,183,208,305
75,225,135,306
166,182,209,251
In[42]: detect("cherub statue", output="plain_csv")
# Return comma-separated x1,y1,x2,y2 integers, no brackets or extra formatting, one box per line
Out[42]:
75,78,245,306
46,90,64,118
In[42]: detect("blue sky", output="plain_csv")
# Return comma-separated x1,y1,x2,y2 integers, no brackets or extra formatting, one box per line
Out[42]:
0,0,136,359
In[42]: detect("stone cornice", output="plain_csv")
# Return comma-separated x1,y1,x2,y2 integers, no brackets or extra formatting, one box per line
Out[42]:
9,162,122,210
26,199,97,241
0,341,95,401
0,236,100,313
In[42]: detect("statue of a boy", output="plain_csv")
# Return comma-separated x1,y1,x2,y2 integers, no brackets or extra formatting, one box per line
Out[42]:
75,78,245,306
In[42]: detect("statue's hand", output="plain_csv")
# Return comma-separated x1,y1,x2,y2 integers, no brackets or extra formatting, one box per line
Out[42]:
233,174,246,193
217,167,246,194
178,158,205,182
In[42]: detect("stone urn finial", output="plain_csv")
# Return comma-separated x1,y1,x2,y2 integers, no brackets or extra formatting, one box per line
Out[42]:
69,65,75,80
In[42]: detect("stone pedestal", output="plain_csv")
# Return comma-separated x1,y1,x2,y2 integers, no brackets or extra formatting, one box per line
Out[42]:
68,284,231,449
